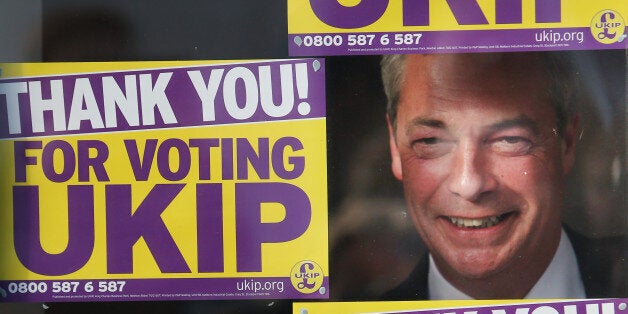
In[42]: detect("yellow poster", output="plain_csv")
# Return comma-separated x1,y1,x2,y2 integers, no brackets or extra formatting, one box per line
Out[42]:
0,59,329,302
287,0,627,55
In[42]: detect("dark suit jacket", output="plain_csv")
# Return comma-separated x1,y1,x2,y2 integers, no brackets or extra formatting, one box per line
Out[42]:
383,228,627,300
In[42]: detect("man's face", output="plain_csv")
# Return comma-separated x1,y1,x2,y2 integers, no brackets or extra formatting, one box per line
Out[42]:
388,54,577,282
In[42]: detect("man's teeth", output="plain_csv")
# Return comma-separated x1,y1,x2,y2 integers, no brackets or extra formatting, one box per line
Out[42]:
448,215,504,228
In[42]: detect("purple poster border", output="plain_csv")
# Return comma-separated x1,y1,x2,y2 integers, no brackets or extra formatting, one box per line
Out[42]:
289,27,628,56
393,298,628,314
0,277,329,302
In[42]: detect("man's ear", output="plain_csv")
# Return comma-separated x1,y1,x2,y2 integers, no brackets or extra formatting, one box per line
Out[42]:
562,114,580,175
387,114,403,180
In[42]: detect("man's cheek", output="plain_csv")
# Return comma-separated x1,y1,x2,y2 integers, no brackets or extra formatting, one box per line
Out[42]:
402,163,444,201
494,159,558,207
492,157,543,183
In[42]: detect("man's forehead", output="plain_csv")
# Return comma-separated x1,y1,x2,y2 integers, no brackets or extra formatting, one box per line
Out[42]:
403,53,548,90
396,53,556,131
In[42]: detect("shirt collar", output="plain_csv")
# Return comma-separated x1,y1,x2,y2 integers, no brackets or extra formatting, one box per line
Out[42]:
427,228,586,300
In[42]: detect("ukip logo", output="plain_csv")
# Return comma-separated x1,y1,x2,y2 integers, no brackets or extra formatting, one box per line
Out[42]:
290,260,325,294
591,9,626,44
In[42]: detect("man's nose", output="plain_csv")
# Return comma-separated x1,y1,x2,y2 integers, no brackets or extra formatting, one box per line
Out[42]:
446,143,497,201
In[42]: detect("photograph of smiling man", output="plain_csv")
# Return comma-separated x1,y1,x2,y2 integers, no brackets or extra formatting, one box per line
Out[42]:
378,52,626,300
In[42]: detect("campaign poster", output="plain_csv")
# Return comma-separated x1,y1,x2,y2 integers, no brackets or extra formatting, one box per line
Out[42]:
293,299,628,314
288,0,627,56
0,59,329,302
287,1,627,309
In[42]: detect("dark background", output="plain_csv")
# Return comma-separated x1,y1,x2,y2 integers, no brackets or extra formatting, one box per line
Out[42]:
0,1,625,313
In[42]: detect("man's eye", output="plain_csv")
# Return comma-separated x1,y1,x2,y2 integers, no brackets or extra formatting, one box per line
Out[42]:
417,137,438,145
491,136,532,155
411,138,449,159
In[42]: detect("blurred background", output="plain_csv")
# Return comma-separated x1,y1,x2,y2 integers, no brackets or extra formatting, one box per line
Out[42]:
0,0,625,313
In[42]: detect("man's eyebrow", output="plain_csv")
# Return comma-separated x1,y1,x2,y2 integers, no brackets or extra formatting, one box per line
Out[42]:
405,117,446,136
410,118,445,128
488,115,540,135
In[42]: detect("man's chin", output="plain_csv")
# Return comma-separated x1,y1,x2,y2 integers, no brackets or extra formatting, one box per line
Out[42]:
436,250,515,281
451,265,505,280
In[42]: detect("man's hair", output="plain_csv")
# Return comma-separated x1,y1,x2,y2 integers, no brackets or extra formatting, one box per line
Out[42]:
381,53,578,135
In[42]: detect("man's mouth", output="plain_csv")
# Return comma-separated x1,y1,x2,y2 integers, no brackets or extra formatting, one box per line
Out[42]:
445,213,512,229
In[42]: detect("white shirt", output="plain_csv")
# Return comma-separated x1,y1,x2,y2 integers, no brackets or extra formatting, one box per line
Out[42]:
428,229,586,300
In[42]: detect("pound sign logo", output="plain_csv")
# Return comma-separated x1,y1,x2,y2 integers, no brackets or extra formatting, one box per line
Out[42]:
591,9,626,44
290,260,324,294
